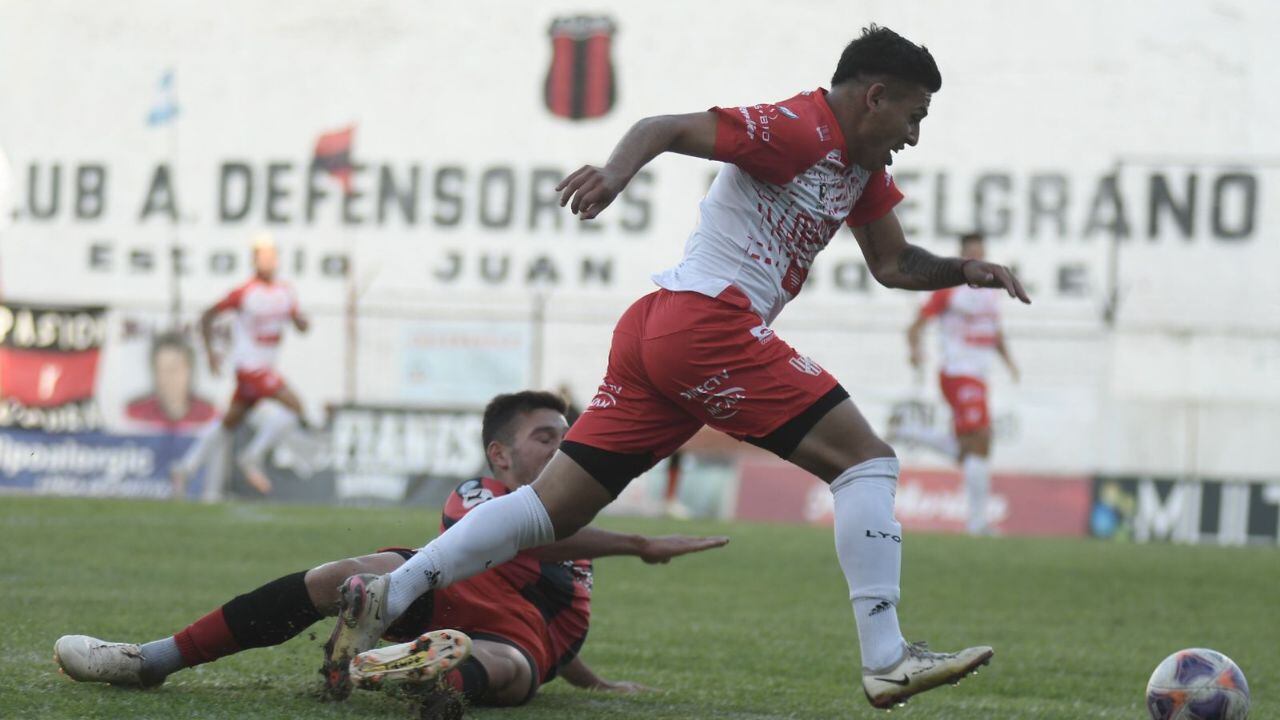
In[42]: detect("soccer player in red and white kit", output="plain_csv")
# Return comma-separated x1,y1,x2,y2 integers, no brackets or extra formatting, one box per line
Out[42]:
902,232,1019,535
325,26,1030,710
171,234,309,497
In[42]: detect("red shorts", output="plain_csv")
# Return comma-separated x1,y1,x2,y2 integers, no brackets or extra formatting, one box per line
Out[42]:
232,368,285,404
939,373,989,434
383,553,553,683
565,288,839,460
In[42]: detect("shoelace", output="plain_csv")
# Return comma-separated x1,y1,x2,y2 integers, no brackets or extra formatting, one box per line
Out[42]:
905,641,955,661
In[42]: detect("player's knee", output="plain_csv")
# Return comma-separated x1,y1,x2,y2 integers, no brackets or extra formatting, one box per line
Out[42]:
829,437,896,478
858,437,897,464
473,643,538,706
304,559,360,613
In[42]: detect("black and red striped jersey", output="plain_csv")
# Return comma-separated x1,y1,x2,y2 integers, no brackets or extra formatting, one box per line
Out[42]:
441,477,593,674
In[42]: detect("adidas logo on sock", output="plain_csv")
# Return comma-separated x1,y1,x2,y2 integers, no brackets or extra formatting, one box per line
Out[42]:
869,601,892,616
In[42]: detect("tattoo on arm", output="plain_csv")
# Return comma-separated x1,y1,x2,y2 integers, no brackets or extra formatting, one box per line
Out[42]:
896,245,965,288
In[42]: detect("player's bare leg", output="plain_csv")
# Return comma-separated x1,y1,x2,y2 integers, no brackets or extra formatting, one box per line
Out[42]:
957,427,993,535
787,398,992,709
237,386,305,495
171,398,250,500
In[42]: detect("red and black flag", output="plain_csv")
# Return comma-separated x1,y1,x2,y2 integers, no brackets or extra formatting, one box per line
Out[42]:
545,16,617,121
313,125,356,194
0,301,107,432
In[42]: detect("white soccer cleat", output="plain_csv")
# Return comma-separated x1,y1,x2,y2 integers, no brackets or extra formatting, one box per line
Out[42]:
349,629,472,691
53,635,162,688
861,641,993,709
321,573,393,701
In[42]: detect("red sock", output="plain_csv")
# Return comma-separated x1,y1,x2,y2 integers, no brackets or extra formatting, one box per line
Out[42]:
443,656,490,701
173,607,242,666
665,453,682,502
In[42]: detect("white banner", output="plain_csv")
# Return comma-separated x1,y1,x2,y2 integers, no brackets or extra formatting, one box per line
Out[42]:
1,0,1277,479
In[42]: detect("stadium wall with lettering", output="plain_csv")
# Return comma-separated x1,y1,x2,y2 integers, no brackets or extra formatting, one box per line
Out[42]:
0,0,1276,485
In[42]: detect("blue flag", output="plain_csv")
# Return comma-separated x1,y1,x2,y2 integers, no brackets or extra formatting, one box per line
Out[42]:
147,69,179,126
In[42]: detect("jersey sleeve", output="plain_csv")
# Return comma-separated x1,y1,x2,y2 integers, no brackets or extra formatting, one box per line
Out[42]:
845,170,904,227
440,478,497,532
212,284,247,313
709,101,829,186
920,288,953,319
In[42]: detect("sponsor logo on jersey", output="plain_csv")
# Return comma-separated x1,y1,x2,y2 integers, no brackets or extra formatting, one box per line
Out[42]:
586,381,622,410
457,479,495,509
788,353,823,376
749,323,775,344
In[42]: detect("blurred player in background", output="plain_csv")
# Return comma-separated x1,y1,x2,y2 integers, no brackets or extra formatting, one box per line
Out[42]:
55,390,727,715
326,25,1029,711
170,233,309,497
124,330,218,432
898,232,1018,535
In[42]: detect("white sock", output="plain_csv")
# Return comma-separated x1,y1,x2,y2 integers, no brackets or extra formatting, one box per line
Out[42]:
893,423,959,458
831,457,908,671
963,454,991,534
385,484,555,619
178,421,229,475
239,411,299,466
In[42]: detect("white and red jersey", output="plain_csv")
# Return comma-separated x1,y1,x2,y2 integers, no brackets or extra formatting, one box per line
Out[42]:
920,285,1002,377
213,278,299,372
652,88,902,324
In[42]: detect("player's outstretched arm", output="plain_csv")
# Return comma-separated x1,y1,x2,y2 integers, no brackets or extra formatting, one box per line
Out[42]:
906,314,929,370
531,526,729,563
559,655,651,693
852,210,1031,303
557,111,718,220
199,305,223,375
996,331,1019,382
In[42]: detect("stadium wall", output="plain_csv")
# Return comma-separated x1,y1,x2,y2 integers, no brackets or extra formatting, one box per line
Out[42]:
0,1,1277,540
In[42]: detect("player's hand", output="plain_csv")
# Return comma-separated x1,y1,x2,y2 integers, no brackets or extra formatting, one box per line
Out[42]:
1008,363,1021,384
207,352,223,376
638,534,729,564
909,346,924,370
962,261,1031,304
293,313,310,333
556,165,628,220
590,679,653,694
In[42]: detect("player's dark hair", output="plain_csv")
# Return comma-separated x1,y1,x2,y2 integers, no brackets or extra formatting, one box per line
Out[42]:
481,390,568,451
831,24,941,93
150,330,195,367
960,231,984,247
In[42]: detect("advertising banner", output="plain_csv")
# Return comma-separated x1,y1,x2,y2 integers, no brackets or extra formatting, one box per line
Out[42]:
0,302,107,433
735,458,1091,537
326,404,486,504
400,321,531,407
1091,475,1280,546
0,429,192,499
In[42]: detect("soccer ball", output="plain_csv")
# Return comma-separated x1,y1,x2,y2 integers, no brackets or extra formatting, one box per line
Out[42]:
1146,648,1250,720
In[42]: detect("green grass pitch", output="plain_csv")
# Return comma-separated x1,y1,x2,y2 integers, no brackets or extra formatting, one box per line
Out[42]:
3,497,1275,719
